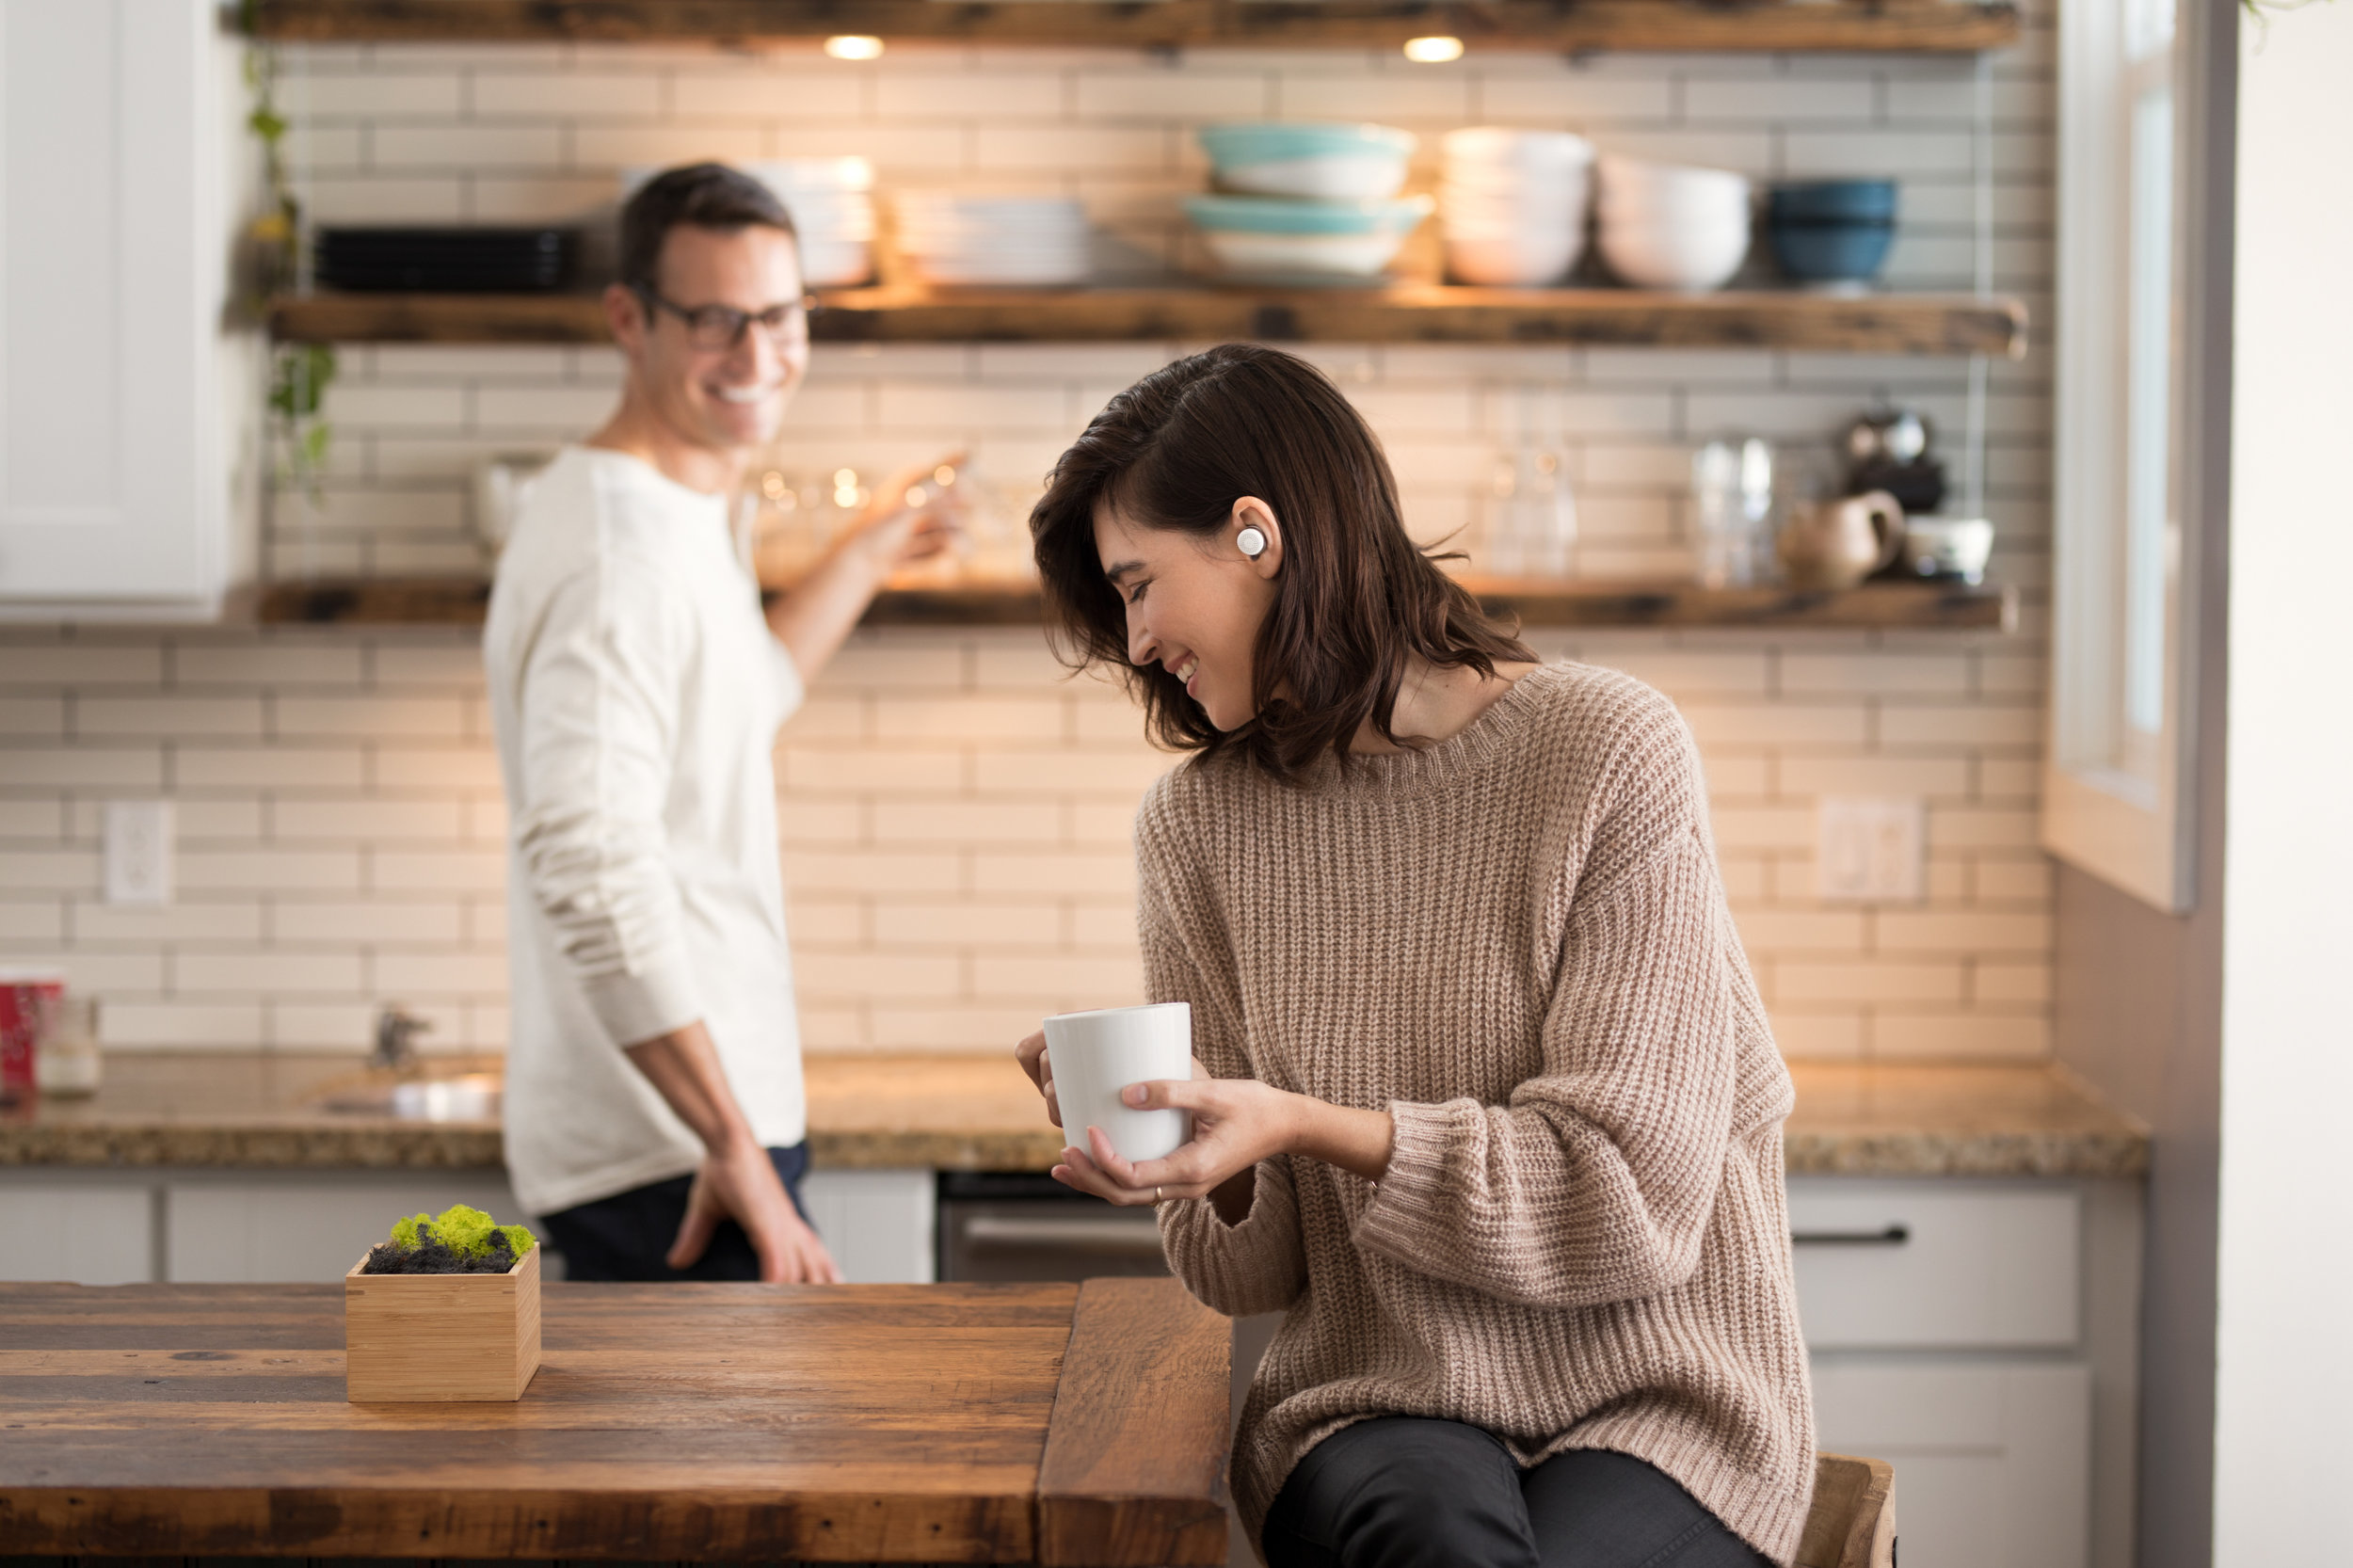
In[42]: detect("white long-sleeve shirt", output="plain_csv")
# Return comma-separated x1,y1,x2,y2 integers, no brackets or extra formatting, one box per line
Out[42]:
483,446,807,1217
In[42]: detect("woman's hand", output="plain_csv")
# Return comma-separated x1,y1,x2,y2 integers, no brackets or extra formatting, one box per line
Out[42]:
1055,1076,1307,1208
1013,1028,1063,1128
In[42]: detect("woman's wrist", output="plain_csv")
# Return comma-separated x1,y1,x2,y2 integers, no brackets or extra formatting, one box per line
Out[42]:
1283,1091,1395,1183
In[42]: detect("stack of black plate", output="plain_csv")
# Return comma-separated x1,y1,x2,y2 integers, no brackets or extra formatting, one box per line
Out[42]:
314,227,578,293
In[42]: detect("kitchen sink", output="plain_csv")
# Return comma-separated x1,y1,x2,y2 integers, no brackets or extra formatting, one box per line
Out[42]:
307,1069,503,1122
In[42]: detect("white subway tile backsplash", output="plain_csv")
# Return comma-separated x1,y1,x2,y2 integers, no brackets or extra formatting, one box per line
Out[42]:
0,46,2059,1060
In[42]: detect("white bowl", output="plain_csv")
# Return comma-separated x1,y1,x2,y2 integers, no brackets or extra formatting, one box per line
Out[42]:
797,237,873,286
1441,185,1589,226
1446,230,1584,286
1215,152,1411,201
1597,217,1750,291
1443,127,1595,173
1597,157,1752,226
1199,228,1410,280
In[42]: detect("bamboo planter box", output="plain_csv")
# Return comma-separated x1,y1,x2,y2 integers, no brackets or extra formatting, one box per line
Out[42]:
344,1243,542,1402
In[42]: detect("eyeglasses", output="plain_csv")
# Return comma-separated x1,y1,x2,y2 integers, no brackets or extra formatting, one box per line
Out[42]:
632,285,821,351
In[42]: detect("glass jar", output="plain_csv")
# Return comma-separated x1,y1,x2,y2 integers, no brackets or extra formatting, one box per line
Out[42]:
34,995,102,1098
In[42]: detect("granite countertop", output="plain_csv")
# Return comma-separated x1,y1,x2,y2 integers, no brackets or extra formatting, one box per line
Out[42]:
0,1052,2148,1178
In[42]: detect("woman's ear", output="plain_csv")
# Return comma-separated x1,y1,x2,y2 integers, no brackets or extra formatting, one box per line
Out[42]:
1231,497,1284,579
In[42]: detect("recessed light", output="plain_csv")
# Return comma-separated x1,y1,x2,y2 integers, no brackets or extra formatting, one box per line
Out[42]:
824,35,885,60
1403,36,1465,62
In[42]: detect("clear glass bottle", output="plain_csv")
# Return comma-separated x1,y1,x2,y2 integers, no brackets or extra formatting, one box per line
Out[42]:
1690,437,1776,587
1484,386,1579,579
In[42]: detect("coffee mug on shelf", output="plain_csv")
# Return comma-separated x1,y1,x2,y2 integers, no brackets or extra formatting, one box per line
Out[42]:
1042,1002,1194,1164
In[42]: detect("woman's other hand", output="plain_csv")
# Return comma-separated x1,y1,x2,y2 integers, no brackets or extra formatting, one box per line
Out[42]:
1013,1029,1062,1128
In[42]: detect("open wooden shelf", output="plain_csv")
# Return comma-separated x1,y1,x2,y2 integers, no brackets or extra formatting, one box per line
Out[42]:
247,0,2022,55
269,286,2028,357
252,575,2017,632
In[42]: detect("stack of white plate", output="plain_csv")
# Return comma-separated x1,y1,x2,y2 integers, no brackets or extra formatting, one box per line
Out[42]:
618,160,878,288
1438,128,1593,287
1595,155,1753,293
893,192,1090,286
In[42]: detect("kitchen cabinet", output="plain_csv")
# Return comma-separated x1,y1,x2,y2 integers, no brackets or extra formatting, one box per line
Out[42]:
1789,1176,2143,1568
0,1164,932,1285
0,1181,152,1285
0,0,250,617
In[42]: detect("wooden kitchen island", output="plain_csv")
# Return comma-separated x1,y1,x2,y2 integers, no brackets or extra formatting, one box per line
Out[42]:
0,1276,1229,1566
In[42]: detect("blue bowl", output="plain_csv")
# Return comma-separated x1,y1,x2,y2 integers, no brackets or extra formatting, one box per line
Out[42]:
1197,121,1417,170
1184,193,1433,235
1768,217,1896,283
1768,180,1898,223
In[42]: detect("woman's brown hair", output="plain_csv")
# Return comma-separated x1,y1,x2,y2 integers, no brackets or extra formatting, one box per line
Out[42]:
1030,343,1534,780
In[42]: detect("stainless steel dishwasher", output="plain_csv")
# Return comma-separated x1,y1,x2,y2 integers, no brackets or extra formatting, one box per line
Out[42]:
935,1171,1170,1283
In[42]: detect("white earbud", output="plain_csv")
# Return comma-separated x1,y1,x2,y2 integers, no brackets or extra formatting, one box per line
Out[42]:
1237,525,1268,559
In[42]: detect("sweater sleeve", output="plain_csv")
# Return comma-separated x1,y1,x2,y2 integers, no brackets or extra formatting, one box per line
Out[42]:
1137,854,1311,1320
507,564,704,1049
1350,704,1745,1311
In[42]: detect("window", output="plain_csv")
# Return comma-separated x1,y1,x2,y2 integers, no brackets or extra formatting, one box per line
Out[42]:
2047,0,2200,911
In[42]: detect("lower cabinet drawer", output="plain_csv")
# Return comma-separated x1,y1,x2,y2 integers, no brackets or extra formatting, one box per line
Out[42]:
1787,1178,2081,1350
1811,1360,2091,1568
0,1183,153,1284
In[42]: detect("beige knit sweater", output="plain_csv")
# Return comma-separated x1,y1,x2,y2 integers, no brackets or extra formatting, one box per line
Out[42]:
1138,662,1814,1564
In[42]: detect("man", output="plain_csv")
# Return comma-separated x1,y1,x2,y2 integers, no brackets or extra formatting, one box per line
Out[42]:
484,164,956,1282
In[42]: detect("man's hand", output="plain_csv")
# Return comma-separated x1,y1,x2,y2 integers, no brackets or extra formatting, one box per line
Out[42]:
669,1136,842,1283
835,453,967,581
765,450,968,680
625,1020,842,1284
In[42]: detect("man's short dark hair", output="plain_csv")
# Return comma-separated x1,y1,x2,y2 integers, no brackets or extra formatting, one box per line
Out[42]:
617,163,797,292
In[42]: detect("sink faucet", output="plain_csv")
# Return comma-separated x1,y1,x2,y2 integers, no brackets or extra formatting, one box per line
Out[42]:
372,1004,431,1071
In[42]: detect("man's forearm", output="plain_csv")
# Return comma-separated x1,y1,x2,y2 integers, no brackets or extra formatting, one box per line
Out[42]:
624,1020,759,1154
764,542,885,681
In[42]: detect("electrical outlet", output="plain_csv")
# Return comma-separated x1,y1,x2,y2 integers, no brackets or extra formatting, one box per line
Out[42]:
1817,796,1925,904
104,801,174,906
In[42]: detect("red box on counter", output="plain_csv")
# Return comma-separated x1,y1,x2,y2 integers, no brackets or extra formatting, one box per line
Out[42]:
0,968,64,1103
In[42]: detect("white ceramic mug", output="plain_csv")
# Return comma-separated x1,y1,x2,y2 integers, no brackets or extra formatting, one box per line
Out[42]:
1042,1002,1193,1164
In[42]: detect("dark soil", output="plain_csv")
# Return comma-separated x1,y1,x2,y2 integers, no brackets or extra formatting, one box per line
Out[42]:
362,1225,521,1275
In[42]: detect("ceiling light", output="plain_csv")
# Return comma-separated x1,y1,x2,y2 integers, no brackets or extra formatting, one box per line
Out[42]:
824,35,885,60
1403,35,1465,62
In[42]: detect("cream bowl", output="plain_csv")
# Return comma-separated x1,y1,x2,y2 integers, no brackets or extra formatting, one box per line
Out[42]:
1597,217,1752,291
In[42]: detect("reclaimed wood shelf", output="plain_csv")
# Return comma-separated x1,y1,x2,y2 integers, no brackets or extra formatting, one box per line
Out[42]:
253,575,2019,632
247,0,2023,55
270,286,2029,357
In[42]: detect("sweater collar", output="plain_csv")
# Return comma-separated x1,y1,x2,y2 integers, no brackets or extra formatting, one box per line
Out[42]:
1297,662,1561,804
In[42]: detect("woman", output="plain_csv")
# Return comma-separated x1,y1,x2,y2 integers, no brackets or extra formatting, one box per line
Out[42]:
1014,344,1814,1568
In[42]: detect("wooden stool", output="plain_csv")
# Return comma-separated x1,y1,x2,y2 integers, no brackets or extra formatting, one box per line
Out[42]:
1795,1453,1897,1568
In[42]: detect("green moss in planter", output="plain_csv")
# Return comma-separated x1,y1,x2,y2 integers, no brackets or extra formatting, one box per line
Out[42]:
364,1203,539,1275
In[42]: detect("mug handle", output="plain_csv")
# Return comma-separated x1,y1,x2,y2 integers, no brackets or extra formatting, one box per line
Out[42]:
1858,490,1907,572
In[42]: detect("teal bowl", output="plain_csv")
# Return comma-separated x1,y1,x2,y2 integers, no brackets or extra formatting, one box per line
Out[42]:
1184,193,1433,235
1198,121,1417,169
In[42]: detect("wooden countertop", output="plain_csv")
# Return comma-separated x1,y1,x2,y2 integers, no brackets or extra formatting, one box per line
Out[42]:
0,1052,2148,1179
0,1275,1231,1565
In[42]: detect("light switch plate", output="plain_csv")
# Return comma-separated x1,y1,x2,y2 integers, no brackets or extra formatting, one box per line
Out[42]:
103,800,174,905
1817,796,1926,904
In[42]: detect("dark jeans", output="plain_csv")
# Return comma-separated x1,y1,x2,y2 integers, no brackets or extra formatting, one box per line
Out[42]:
1261,1417,1771,1568
538,1143,814,1283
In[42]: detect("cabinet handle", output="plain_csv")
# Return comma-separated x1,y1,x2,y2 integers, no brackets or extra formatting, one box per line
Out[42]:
1789,1224,1912,1247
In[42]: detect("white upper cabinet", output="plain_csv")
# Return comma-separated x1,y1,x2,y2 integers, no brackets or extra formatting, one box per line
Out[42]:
0,0,248,617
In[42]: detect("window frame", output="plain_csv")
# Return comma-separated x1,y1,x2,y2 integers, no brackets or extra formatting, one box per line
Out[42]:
2047,0,2203,914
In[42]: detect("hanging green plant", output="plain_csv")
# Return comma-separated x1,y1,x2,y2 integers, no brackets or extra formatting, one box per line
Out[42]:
241,26,337,509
